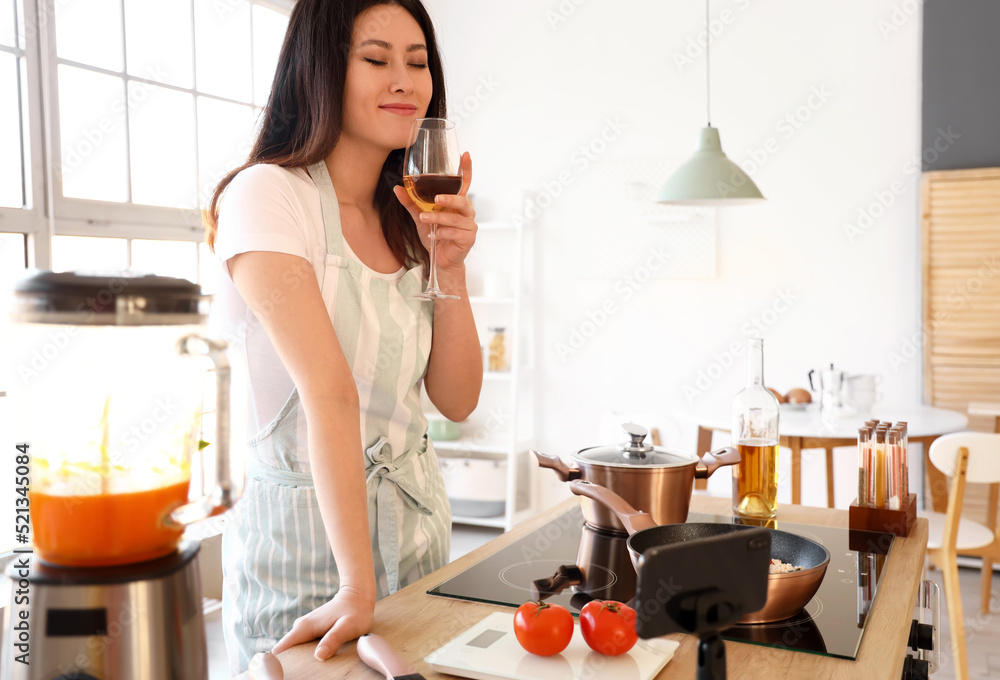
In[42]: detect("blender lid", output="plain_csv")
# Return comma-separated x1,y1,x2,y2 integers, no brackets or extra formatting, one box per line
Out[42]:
11,270,208,325
575,422,697,468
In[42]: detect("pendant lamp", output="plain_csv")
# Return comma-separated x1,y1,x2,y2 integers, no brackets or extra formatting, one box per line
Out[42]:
657,0,765,206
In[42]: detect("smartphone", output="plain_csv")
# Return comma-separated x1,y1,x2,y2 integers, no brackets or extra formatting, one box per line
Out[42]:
634,527,771,639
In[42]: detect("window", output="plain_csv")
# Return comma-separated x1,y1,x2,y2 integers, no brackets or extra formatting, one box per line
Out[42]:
0,0,31,211
0,0,291,279
51,0,288,218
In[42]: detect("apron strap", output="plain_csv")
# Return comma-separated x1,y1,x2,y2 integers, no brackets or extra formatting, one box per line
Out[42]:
306,160,346,258
363,436,433,594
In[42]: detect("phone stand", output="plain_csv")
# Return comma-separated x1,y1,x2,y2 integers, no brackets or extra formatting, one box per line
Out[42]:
633,527,771,680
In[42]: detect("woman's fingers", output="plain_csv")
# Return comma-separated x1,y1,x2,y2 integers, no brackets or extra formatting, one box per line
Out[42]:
393,185,422,223
314,617,361,660
433,226,476,246
271,615,321,655
419,209,474,228
458,152,473,196
429,193,475,216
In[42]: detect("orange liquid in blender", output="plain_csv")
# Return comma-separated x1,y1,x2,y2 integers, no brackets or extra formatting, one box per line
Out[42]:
29,479,191,567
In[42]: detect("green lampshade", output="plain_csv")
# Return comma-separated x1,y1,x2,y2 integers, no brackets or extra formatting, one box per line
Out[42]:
657,126,765,206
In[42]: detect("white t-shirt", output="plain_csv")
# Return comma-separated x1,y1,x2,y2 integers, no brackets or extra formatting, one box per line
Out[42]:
210,164,331,436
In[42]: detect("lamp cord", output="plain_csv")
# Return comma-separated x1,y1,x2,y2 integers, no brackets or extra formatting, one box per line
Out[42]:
706,0,711,127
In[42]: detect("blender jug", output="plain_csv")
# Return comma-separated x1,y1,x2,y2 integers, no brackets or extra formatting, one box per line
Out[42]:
8,271,239,567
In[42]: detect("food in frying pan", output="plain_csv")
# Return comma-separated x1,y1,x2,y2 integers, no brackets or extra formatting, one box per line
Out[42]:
768,558,804,574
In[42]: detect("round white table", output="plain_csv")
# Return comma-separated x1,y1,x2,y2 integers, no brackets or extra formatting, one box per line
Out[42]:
679,403,968,511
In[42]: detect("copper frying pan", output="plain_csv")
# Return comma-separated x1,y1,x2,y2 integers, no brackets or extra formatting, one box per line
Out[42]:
569,480,831,624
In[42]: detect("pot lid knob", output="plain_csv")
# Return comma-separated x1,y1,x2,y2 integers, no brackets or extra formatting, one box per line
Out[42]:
618,422,653,459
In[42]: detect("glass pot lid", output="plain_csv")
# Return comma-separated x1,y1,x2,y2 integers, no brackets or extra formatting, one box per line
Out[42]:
11,270,208,326
574,423,698,468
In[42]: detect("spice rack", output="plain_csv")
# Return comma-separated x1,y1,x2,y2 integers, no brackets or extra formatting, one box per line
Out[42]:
849,494,917,537
850,419,916,536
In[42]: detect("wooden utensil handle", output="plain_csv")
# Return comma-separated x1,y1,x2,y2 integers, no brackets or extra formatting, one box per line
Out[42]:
248,652,283,680
357,633,419,680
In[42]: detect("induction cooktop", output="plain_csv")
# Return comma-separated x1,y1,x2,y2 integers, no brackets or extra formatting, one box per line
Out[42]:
427,505,893,660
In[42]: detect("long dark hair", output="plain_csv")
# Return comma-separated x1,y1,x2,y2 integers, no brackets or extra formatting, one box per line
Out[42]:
204,0,446,271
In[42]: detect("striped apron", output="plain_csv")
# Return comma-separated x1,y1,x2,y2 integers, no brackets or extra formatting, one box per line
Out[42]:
220,160,452,676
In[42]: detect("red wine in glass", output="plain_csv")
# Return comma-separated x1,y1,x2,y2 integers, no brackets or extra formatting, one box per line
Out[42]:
403,119,463,301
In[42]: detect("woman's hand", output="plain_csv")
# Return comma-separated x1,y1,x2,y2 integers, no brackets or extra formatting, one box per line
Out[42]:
393,151,477,273
271,585,376,661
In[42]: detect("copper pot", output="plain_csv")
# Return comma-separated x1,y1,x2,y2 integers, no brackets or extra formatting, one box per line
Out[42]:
569,479,831,624
533,423,740,532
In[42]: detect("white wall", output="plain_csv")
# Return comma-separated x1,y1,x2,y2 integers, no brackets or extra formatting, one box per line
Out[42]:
425,1,923,511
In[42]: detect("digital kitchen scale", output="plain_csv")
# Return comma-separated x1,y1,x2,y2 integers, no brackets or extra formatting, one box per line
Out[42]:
424,611,679,680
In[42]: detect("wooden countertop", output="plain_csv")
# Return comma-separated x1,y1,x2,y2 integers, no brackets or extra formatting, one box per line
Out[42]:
237,495,928,680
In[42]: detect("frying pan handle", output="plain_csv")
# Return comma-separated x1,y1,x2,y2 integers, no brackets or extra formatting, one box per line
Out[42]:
569,480,658,534
695,446,741,479
532,450,582,482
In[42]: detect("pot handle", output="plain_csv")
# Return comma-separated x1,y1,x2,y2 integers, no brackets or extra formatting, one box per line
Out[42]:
531,564,583,601
695,446,741,479
569,480,658,535
531,450,582,482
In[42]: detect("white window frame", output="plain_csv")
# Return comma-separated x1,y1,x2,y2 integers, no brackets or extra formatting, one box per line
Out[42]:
0,0,48,265
0,0,295,270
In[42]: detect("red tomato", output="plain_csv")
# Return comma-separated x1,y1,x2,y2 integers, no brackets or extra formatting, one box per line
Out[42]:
579,600,638,656
513,601,574,656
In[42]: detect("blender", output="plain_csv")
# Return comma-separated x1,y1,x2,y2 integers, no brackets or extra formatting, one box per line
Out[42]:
2,271,240,680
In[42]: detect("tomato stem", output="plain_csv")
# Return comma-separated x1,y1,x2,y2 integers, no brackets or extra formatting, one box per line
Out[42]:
600,602,623,616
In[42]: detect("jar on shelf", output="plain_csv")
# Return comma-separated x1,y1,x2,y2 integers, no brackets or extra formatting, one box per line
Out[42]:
487,326,508,372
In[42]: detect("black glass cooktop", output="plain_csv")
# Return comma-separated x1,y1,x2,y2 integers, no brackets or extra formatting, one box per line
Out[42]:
427,505,893,660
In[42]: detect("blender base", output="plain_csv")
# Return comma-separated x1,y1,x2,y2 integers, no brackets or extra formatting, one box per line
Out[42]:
2,540,208,680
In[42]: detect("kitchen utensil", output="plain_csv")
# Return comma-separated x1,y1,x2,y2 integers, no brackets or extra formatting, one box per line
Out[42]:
8,271,239,567
358,633,427,680
532,423,739,532
732,338,780,520
569,480,831,623
424,611,678,680
2,271,242,680
248,652,284,680
808,363,846,416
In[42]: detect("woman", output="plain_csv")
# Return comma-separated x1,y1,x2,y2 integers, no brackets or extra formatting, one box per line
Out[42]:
204,0,482,673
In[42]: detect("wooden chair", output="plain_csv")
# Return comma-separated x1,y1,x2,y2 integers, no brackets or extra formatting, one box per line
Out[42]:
919,432,1000,680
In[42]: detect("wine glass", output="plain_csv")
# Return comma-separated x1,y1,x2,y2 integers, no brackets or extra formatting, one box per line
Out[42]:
403,118,463,301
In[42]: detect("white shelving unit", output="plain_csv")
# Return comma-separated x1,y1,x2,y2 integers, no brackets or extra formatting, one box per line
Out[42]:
425,220,535,532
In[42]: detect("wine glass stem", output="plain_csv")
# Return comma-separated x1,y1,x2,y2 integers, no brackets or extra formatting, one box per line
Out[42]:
428,222,440,291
